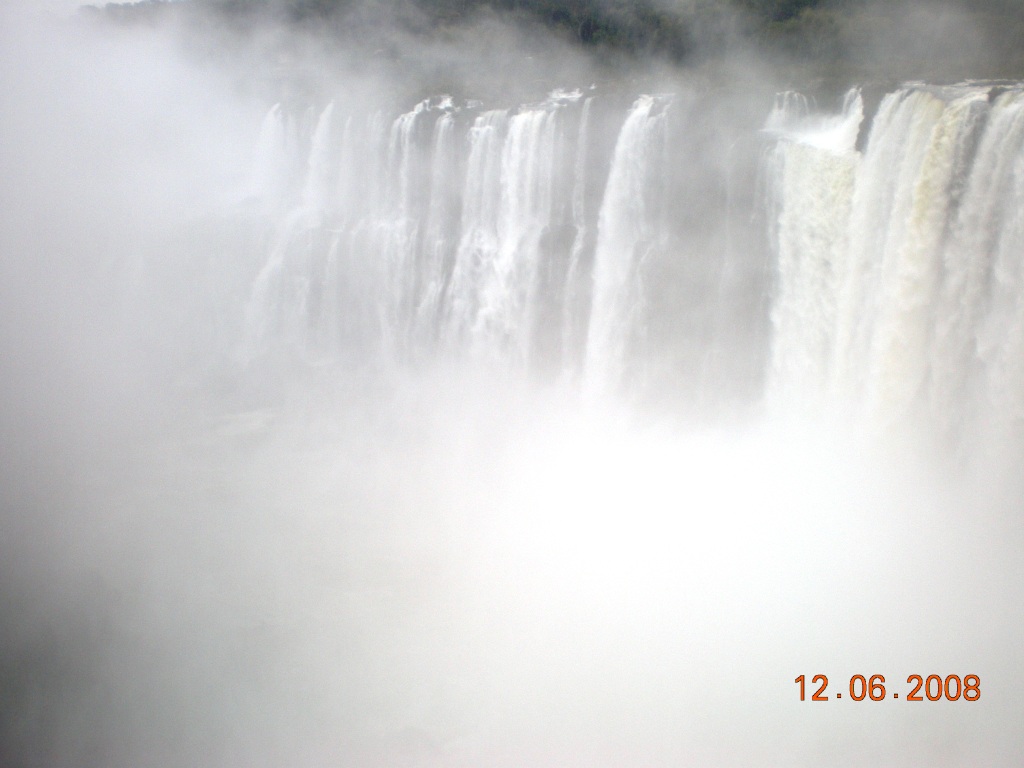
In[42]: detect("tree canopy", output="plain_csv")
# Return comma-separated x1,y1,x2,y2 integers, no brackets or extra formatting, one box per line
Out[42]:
87,0,1024,80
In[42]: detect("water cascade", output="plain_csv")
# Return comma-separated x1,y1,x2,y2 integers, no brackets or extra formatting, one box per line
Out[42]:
242,89,729,400
767,83,1024,441
583,94,671,398
6,15,1024,759
237,80,1024,439
247,92,592,372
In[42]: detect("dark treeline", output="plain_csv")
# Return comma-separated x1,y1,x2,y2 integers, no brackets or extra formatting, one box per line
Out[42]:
87,0,728,61
85,1,1024,81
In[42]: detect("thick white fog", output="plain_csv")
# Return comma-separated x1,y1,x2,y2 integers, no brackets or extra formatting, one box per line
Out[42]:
1,2,1023,767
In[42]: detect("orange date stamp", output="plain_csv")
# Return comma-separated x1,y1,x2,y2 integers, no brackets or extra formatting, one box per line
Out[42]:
795,674,980,702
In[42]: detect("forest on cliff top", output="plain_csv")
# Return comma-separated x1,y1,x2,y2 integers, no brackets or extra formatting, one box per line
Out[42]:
88,1,1024,85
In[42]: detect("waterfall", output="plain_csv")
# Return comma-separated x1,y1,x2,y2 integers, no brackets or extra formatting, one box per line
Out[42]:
562,96,594,368
766,89,863,412
240,81,1024,435
446,108,509,350
11,14,1024,761
766,83,1024,438
247,90,612,376
249,103,303,210
582,94,670,398
470,104,559,363
301,101,337,215
413,108,458,351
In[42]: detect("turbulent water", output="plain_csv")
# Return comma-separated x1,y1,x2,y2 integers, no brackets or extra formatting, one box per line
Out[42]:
767,83,1024,444
240,80,1024,444
3,15,1024,764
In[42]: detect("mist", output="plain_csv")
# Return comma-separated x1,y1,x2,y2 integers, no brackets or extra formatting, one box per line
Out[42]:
2,1,1023,766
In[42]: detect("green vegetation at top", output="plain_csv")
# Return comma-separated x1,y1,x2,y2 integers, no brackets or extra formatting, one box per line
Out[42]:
86,0,1024,80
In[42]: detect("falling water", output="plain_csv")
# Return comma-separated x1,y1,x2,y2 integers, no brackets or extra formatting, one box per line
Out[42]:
6,13,1024,759
767,83,1024,442
247,90,606,377
582,94,671,398
243,88,764,406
